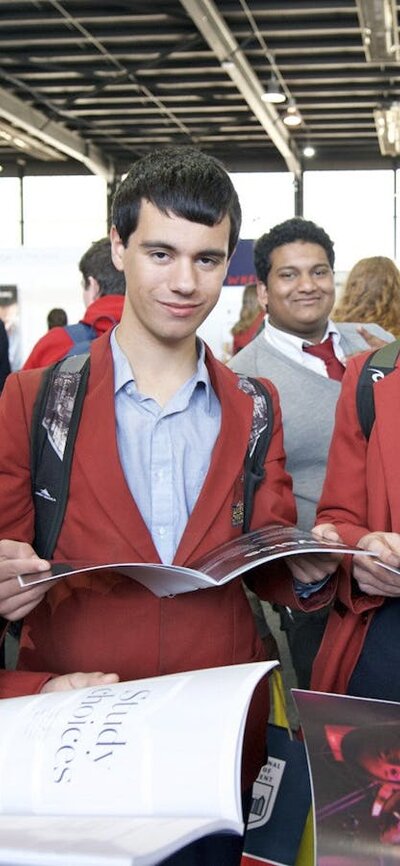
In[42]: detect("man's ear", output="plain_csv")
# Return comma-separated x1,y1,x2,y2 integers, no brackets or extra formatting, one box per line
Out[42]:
257,280,268,311
110,225,125,273
85,276,100,305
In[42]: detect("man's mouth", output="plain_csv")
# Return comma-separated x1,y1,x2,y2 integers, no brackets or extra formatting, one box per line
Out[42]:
160,301,201,317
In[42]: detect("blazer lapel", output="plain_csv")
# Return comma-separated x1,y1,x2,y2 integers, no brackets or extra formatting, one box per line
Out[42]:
74,334,160,563
175,355,253,564
74,337,255,565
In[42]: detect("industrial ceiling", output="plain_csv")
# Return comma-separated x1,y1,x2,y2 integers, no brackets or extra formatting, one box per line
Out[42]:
1,0,400,181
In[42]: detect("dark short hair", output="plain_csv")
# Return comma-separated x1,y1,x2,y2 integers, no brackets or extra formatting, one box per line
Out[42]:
47,307,67,329
112,146,241,258
79,237,126,296
254,217,335,284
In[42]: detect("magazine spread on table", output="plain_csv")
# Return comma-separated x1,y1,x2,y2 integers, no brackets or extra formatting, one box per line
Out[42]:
18,523,379,596
0,661,277,866
293,688,400,866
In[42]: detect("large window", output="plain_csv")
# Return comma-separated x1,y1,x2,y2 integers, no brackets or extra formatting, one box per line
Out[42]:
1,166,399,362
22,175,108,247
0,174,108,363
230,172,295,238
0,178,21,247
303,170,394,271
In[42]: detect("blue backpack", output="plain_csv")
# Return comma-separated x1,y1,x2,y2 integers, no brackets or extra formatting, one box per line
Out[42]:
63,322,97,356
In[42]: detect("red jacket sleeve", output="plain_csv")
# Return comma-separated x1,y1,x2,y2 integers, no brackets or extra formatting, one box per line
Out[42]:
0,670,52,699
23,327,73,370
315,354,386,616
316,354,371,546
0,369,40,542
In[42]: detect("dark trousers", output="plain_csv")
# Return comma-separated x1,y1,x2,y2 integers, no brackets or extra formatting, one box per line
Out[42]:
275,604,330,688
348,598,400,701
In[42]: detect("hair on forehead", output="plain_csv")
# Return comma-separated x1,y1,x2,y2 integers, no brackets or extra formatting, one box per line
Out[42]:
254,217,335,285
112,145,241,258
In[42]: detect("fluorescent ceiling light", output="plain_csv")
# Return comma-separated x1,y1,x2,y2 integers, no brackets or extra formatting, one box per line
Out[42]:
221,58,235,71
0,85,112,179
283,99,302,127
356,0,400,61
374,103,400,154
261,76,286,104
0,119,66,161
179,0,301,176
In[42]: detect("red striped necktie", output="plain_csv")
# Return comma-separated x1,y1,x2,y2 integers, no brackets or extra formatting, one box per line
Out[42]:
302,334,345,381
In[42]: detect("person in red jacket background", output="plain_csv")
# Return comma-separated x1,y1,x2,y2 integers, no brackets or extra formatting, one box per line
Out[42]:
23,237,126,369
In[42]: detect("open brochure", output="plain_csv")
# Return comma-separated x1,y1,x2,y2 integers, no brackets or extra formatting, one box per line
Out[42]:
293,688,400,866
0,661,277,866
18,524,379,596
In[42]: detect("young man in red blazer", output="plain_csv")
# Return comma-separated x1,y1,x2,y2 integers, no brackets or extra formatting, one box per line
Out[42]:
0,146,338,864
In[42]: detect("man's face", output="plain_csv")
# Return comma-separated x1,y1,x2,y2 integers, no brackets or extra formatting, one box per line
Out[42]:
111,200,230,346
258,241,335,341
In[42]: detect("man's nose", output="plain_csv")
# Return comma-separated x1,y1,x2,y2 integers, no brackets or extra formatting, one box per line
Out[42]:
173,260,196,293
297,273,314,291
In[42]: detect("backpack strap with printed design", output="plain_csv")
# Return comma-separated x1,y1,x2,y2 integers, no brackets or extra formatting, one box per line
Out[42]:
237,376,274,533
31,353,90,558
30,365,274,558
356,339,400,440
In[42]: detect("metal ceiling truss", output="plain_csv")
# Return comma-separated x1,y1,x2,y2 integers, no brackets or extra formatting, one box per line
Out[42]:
0,1,400,175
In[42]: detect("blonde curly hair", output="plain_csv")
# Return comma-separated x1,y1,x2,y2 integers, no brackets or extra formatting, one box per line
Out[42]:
334,256,400,337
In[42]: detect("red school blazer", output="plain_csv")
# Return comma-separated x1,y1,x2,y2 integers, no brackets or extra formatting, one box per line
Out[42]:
312,350,400,694
0,332,333,785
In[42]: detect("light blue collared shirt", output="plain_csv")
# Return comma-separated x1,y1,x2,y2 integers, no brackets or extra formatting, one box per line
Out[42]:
110,329,221,564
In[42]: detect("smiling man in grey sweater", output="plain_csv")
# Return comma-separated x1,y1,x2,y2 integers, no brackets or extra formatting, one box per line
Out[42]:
229,217,393,687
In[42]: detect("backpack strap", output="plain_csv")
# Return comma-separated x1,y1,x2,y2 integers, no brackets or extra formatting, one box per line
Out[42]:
237,376,274,534
31,353,90,558
356,339,400,440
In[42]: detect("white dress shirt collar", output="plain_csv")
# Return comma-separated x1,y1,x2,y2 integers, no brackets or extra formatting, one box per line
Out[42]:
263,316,345,376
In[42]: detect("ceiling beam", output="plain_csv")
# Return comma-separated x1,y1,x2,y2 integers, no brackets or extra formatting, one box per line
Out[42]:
179,0,301,176
0,85,114,181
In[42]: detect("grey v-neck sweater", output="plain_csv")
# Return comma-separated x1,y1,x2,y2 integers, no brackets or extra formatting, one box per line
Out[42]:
229,322,393,530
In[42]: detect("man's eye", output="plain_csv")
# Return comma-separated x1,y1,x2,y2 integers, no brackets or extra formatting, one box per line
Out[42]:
315,268,329,277
151,251,169,261
281,271,295,279
199,257,218,267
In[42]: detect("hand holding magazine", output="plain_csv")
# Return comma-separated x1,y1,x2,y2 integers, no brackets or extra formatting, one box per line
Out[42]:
0,661,277,866
18,524,379,596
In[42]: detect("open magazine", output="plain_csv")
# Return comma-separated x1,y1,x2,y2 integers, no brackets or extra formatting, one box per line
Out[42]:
293,688,400,866
0,661,277,866
18,524,379,596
